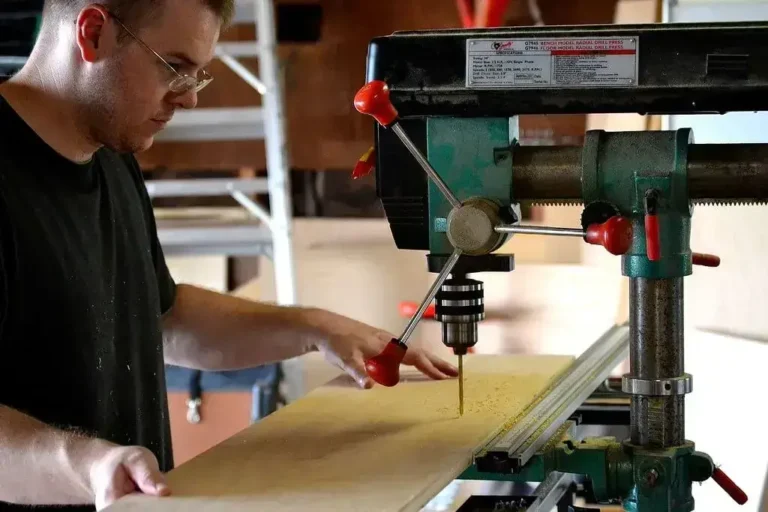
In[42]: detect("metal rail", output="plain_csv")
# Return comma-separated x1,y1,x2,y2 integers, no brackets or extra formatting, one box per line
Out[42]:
145,178,269,197
512,144,768,203
495,225,584,237
528,472,576,512
485,323,630,470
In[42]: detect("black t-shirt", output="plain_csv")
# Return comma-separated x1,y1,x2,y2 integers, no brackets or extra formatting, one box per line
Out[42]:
0,95,176,511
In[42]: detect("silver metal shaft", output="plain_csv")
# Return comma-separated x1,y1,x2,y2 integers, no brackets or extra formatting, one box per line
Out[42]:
398,248,462,345
495,224,585,237
391,123,462,209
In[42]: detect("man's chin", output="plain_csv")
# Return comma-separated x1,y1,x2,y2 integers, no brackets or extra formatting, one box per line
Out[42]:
112,135,155,154
133,136,156,153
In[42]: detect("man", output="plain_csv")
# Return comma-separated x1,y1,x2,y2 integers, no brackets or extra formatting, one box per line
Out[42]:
0,0,458,510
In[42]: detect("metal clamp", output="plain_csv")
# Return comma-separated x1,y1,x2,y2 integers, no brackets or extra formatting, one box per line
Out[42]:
621,374,693,396
186,398,202,424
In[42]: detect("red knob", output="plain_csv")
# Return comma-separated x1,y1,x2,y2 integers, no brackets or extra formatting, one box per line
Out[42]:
354,80,399,127
693,252,720,267
712,467,748,505
398,301,436,319
364,339,407,387
585,216,633,255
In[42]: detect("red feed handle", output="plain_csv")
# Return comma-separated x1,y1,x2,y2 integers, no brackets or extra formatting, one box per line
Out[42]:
712,467,748,505
364,339,407,387
354,80,399,127
585,216,633,255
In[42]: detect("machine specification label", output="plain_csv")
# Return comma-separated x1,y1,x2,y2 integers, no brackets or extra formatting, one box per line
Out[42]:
466,37,638,88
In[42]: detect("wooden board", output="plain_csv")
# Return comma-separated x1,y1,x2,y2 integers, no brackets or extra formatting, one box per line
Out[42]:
107,354,573,512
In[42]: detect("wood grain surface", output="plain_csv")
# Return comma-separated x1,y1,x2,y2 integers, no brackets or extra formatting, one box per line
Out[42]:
107,354,573,512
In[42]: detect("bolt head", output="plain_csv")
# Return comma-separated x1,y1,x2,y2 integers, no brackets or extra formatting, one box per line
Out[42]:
645,469,659,487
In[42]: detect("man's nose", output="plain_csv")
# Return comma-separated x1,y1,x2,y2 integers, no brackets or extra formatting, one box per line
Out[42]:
170,89,198,110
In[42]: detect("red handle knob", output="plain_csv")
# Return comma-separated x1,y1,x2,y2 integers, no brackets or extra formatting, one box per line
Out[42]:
712,467,748,505
693,252,720,267
585,216,633,255
354,80,399,127
364,339,407,387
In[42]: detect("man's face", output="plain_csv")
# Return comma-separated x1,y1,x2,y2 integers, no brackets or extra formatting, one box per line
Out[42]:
82,0,220,153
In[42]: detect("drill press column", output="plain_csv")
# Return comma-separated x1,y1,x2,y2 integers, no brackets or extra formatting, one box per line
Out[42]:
629,278,685,448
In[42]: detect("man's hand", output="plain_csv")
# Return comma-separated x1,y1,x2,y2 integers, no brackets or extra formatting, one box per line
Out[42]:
88,445,170,510
307,309,459,388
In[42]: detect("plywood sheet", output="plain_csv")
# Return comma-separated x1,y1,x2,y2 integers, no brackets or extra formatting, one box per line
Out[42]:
108,354,572,512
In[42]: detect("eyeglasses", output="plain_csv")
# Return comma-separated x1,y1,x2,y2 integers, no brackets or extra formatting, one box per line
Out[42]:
110,14,213,94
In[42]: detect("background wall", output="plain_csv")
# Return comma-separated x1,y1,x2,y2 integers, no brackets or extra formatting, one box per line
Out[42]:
136,0,620,173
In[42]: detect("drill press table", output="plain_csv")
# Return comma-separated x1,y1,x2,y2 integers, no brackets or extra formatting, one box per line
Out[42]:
105,354,573,512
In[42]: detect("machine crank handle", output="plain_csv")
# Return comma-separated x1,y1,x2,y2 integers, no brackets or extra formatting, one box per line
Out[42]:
495,215,633,255
354,80,462,209
712,466,748,505
693,252,720,267
365,248,463,387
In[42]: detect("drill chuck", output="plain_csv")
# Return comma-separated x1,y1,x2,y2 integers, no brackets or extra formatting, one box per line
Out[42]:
435,278,484,355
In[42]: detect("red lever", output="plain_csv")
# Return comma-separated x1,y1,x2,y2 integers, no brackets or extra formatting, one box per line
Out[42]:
644,189,661,261
585,216,633,255
399,301,436,319
712,467,748,505
354,80,399,127
645,214,661,261
352,146,376,179
693,252,720,267
364,339,407,387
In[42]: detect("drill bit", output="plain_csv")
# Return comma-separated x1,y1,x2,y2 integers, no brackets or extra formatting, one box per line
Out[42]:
458,354,464,416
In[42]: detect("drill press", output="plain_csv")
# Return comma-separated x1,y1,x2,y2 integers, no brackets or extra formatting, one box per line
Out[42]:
356,20,768,512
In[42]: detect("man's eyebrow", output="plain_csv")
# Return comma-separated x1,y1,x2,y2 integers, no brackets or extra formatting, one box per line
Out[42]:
166,52,205,68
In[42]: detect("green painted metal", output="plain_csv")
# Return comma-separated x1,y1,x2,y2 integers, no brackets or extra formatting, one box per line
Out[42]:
623,447,715,512
426,118,513,254
582,129,693,279
623,442,696,512
459,437,715,512
461,438,633,503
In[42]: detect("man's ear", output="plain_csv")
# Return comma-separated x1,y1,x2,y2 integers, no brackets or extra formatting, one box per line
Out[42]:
75,5,111,63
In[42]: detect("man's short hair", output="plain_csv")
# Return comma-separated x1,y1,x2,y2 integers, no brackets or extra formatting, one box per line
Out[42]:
43,0,235,30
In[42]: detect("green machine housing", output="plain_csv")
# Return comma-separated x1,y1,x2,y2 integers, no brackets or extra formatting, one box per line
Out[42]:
365,21,768,512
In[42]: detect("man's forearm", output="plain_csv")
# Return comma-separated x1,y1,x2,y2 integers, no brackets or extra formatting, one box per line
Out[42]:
0,405,109,505
162,284,325,370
